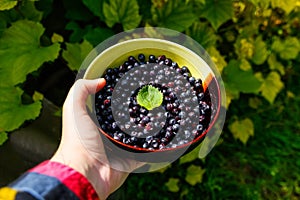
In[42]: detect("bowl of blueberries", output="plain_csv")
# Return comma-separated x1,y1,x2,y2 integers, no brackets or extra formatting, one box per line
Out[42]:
83,37,223,163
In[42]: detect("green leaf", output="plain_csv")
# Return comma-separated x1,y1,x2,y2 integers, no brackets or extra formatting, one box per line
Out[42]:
65,21,93,43
234,38,254,60
63,0,94,21
271,37,300,60
32,91,44,102
271,0,298,14
185,165,205,186
179,144,202,165
35,0,53,17
186,22,217,49
84,27,114,46
103,0,141,30
0,0,17,11
0,86,42,133
165,178,180,193
51,33,64,43
200,0,234,30
223,60,262,94
252,36,268,65
0,132,8,145
151,0,197,32
207,46,227,73
248,97,262,109
229,118,254,144
83,0,105,20
267,54,285,75
0,20,60,86
20,1,43,22
62,40,93,71
137,85,163,110
249,0,270,8
260,71,284,104
240,59,252,71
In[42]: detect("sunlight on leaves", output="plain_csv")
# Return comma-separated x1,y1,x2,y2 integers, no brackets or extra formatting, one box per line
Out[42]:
271,0,298,14
185,165,206,186
267,54,285,75
62,40,93,71
51,33,64,43
272,37,300,60
0,86,42,133
0,0,17,11
103,0,141,30
229,118,254,144
151,0,197,32
0,20,60,86
165,178,180,192
252,36,268,65
260,71,284,104
207,46,227,73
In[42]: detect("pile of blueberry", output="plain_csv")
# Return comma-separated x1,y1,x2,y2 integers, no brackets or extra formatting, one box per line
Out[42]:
95,54,212,150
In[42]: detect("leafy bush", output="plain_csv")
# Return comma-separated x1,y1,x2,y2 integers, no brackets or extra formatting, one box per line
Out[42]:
0,0,299,199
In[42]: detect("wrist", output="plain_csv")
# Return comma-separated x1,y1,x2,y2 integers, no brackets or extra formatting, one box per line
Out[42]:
50,149,110,200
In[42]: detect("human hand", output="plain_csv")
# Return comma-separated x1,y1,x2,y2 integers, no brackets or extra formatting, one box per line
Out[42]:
51,78,143,199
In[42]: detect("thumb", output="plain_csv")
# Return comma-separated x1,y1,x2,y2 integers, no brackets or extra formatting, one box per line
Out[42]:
67,78,106,112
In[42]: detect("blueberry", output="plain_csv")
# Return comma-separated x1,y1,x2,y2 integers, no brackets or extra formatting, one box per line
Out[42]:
138,53,146,62
95,54,211,150
149,55,156,63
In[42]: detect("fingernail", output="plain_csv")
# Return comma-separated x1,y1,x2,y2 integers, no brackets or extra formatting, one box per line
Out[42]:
96,78,106,91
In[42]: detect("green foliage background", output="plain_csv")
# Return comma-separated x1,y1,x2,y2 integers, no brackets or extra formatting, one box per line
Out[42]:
0,0,300,199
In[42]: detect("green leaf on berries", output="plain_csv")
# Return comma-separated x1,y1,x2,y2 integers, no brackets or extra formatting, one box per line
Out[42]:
137,85,163,110
271,0,298,14
252,36,268,65
62,40,93,71
185,165,205,186
267,54,285,75
0,0,17,11
151,0,197,32
103,0,141,30
229,118,254,144
0,86,42,133
200,0,234,30
260,71,284,104
272,37,300,60
223,60,262,94
0,20,60,86
0,132,8,146
165,178,180,192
